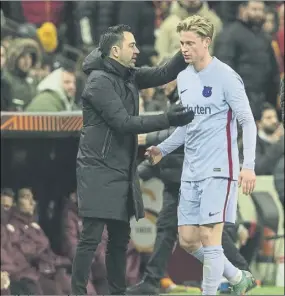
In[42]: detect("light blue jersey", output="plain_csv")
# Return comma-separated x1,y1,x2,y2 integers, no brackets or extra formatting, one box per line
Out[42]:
158,57,257,182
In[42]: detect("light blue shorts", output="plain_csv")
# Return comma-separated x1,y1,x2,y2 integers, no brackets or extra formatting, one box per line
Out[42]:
178,177,238,226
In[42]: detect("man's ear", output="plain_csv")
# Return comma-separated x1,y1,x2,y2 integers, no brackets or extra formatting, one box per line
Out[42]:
111,46,119,58
205,37,212,48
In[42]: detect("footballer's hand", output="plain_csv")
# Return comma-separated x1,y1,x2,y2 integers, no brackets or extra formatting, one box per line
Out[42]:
145,146,162,165
238,168,256,195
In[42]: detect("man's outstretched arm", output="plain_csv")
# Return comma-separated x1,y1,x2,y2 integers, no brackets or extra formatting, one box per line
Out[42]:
134,51,187,90
85,74,193,134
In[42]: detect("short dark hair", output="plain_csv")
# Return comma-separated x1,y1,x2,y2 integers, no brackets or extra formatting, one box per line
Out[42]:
1,188,15,199
256,102,276,121
99,24,132,56
261,102,276,113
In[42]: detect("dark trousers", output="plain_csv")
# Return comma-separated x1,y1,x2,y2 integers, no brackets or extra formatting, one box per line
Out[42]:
71,217,130,295
144,183,179,283
223,226,250,271
144,182,250,284
240,223,262,266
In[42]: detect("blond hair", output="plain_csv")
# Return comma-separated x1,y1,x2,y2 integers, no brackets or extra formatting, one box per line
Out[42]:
177,15,214,39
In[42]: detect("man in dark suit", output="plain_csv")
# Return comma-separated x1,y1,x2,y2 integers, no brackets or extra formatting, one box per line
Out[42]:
71,24,194,295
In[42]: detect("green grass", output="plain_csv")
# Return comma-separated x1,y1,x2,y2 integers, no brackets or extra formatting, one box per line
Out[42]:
163,286,284,295
247,286,284,295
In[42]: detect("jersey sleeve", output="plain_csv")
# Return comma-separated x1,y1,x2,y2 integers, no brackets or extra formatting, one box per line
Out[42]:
224,71,257,170
157,126,186,157
157,72,186,156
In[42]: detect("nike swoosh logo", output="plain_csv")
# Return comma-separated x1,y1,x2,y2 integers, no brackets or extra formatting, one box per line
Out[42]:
180,89,188,94
209,211,220,217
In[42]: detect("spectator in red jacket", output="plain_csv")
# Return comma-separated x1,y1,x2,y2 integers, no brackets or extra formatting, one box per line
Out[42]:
9,188,72,295
1,207,43,295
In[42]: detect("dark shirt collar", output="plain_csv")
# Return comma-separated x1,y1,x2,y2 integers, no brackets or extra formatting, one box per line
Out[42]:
105,57,133,80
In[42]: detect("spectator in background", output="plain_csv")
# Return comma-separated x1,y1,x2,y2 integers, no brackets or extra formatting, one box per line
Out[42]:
155,0,222,61
254,103,284,176
277,4,284,68
263,5,279,35
207,2,240,25
9,188,72,295
1,206,43,295
152,1,172,31
3,1,65,28
30,53,54,82
76,1,120,47
3,38,41,111
2,1,78,48
140,87,164,112
162,79,179,108
25,67,77,112
273,148,284,208
16,21,59,55
118,2,157,66
15,22,56,79
1,44,13,111
1,36,13,51
17,22,38,40
263,5,279,34
214,1,280,119
274,78,285,208
263,6,284,77
1,188,15,211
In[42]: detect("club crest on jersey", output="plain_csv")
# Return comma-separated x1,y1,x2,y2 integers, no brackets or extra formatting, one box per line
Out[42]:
202,86,212,98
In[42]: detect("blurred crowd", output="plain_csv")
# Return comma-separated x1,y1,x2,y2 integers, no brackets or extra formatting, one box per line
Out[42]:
1,187,141,294
0,1,284,116
0,0,284,294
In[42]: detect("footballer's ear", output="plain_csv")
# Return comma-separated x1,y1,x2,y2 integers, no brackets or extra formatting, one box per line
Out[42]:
205,37,212,48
